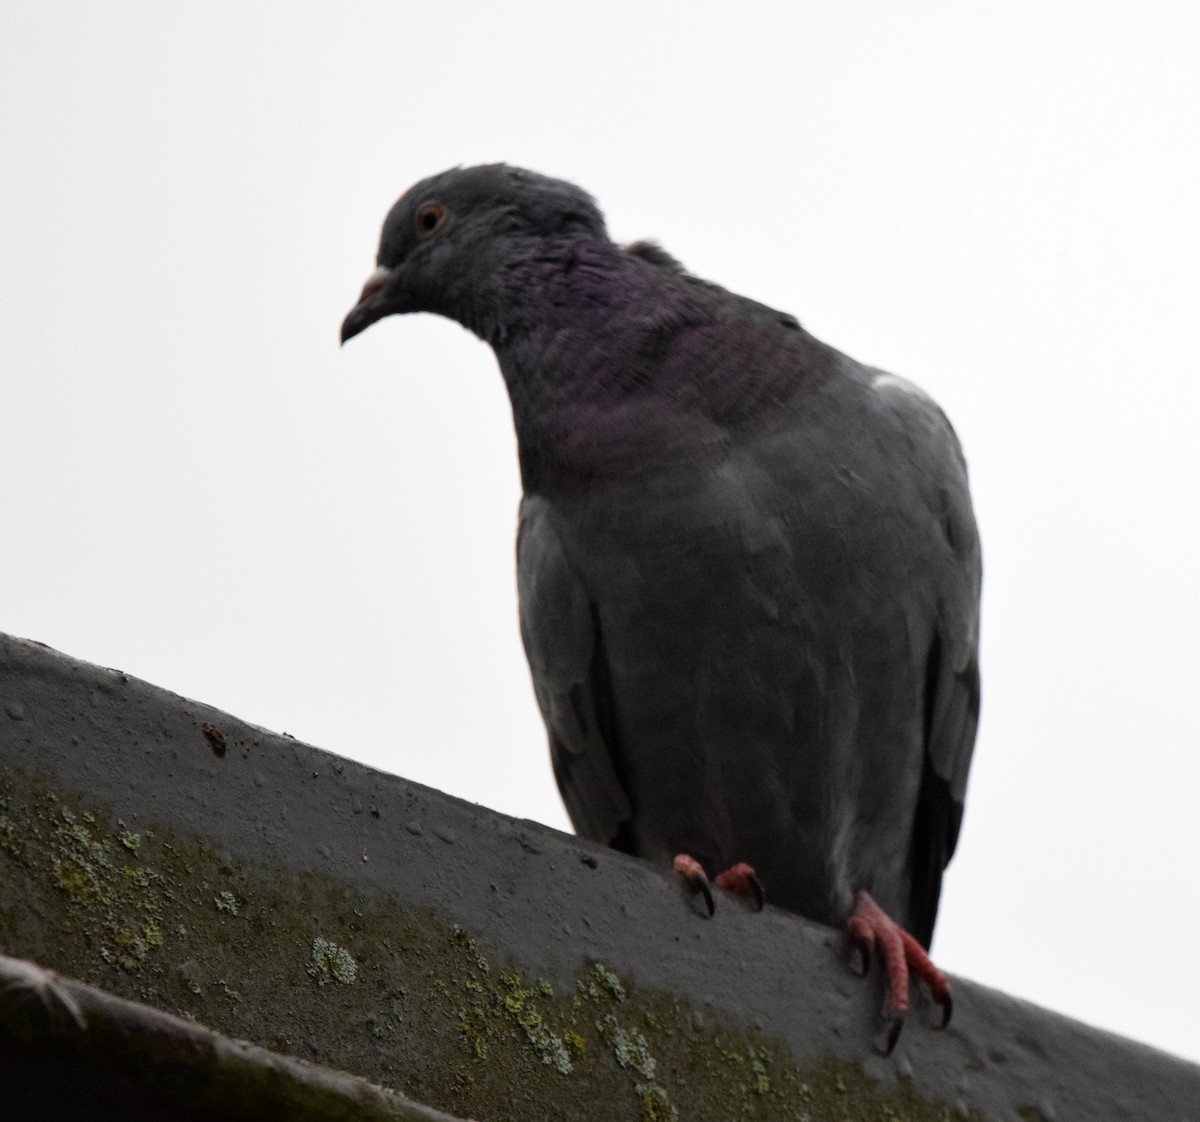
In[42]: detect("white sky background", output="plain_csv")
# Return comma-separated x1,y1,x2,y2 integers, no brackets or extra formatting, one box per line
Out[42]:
3,1,1199,1065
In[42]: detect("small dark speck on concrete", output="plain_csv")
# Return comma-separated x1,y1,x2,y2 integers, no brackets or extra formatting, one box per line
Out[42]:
201,722,227,757
581,854,598,869
370,806,381,818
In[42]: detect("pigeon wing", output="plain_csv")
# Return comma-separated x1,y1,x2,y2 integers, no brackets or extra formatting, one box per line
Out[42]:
874,373,982,946
516,495,633,846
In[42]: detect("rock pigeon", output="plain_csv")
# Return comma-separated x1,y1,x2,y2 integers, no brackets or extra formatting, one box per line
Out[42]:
341,165,981,1049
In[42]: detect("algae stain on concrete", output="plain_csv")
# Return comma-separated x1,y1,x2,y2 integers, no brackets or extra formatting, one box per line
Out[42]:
423,930,983,1122
0,780,260,988
42,799,169,971
0,779,982,1122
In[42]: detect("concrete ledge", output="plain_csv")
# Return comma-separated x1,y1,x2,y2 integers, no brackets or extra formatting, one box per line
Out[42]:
0,953,465,1122
1,631,1196,1121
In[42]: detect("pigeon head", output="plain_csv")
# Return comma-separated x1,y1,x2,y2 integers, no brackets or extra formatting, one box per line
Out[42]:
340,164,608,344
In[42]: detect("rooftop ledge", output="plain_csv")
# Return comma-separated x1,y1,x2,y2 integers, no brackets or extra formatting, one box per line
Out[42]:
0,630,1195,1122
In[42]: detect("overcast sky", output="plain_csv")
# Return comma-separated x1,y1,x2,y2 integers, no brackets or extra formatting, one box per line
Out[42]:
3,2,1199,1065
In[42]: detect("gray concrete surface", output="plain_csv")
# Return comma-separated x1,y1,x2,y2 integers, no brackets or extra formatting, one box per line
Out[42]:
0,952,469,1122
0,631,1195,1121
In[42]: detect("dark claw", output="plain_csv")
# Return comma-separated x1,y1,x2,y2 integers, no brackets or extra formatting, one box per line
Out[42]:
673,855,715,917
880,1015,904,1057
935,991,953,1029
745,871,765,912
848,938,871,977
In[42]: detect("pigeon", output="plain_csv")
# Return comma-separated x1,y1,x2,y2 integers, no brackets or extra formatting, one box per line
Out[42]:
342,165,981,1050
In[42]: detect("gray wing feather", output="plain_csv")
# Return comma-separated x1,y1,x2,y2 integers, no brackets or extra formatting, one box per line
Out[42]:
873,373,981,943
516,497,632,844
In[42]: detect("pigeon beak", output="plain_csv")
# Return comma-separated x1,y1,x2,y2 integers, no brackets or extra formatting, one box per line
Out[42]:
340,265,396,344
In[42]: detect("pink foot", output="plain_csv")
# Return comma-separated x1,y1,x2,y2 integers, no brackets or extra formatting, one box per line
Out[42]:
846,889,952,1053
714,861,765,911
673,855,765,916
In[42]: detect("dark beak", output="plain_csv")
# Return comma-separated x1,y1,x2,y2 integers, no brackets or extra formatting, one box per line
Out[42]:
340,266,395,344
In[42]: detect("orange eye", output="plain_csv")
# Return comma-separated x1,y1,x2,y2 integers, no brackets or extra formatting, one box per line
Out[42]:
416,202,447,238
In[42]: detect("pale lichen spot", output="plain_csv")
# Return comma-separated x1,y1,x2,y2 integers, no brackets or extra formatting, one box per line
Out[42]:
309,936,357,985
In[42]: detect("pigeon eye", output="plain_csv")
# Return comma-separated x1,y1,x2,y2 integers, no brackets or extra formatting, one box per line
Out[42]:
416,203,447,239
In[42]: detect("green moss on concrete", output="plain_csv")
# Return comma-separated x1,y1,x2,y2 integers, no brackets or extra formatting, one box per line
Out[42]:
0,777,982,1122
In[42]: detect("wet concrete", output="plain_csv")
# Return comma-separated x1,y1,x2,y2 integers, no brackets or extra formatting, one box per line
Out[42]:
1,631,1195,1121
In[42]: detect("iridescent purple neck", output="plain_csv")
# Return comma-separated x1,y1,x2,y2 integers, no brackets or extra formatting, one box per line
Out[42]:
484,238,834,493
